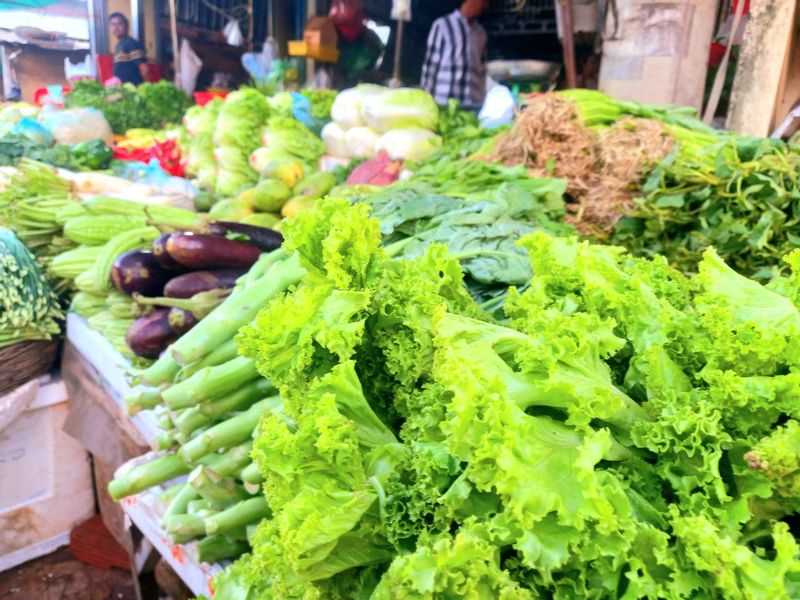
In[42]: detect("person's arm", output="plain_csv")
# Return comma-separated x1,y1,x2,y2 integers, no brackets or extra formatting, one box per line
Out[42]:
139,61,150,82
420,20,441,92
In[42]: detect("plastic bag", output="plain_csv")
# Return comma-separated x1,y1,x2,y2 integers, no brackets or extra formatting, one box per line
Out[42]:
13,117,53,146
64,55,95,81
289,92,315,130
39,108,113,145
224,19,244,46
478,85,515,129
179,39,203,94
242,37,278,84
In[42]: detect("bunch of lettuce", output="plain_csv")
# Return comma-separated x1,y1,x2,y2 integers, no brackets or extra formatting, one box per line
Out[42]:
213,89,271,196
250,116,324,174
213,199,800,599
182,99,222,190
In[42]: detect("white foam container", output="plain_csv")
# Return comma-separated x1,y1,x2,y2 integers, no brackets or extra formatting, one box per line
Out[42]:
0,376,95,572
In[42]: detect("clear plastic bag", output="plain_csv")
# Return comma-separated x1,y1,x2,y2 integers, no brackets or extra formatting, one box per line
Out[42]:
38,108,113,145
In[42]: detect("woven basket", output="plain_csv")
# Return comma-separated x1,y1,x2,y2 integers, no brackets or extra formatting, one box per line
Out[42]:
0,339,59,397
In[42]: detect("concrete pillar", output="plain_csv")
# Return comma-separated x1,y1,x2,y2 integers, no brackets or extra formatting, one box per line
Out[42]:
726,0,799,136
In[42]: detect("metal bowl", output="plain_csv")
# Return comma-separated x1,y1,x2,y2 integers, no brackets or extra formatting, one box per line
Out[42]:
487,59,561,82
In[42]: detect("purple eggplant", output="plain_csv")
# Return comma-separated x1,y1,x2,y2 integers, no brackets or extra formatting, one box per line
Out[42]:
163,269,245,299
111,251,172,296
207,221,284,252
152,233,186,271
165,233,262,270
126,309,176,358
168,308,199,336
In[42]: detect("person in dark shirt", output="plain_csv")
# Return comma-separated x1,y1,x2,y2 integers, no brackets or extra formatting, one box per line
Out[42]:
109,12,149,84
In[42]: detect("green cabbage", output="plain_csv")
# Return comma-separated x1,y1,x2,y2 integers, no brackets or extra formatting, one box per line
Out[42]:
375,128,442,161
214,89,270,153
361,88,439,133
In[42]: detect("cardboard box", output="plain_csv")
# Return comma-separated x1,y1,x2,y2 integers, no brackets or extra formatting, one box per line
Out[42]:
304,16,338,48
0,378,95,571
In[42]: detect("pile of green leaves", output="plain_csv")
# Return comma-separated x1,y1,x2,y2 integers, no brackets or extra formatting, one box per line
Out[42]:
137,80,192,126
213,89,271,196
395,156,532,198
299,88,337,121
612,135,800,280
66,80,190,134
181,98,223,190
360,179,572,305
0,133,112,171
211,199,800,599
434,99,507,161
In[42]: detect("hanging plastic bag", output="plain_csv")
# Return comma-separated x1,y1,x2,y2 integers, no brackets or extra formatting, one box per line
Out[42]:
64,55,96,81
224,19,244,47
242,37,278,84
179,39,203,94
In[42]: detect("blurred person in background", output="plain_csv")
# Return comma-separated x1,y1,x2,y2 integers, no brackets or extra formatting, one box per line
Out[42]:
330,0,385,88
109,12,149,84
421,0,489,110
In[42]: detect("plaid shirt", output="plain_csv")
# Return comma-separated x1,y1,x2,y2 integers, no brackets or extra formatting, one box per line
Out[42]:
421,10,487,110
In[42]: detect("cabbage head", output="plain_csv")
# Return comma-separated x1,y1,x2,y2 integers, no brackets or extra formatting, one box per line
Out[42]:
361,88,439,133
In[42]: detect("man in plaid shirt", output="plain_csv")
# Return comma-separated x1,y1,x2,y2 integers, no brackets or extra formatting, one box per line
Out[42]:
421,0,489,111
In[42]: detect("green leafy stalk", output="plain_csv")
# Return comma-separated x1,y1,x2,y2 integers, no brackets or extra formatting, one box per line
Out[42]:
179,397,282,464
204,497,271,535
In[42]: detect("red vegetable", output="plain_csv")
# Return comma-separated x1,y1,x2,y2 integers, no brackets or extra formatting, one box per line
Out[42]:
347,150,402,186
126,309,176,358
111,250,172,296
165,233,262,270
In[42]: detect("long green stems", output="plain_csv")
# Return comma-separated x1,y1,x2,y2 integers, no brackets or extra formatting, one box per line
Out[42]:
139,252,304,385
240,462,264,485
203,441,254,477
188,465,249,507
171,377,276,438
108,453,190,501
204,497,270,535
162,356,260,410
178,397,280,464
161,483,199,524
195,535,249,563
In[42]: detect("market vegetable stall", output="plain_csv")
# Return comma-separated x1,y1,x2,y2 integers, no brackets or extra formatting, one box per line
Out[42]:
4,79,800,600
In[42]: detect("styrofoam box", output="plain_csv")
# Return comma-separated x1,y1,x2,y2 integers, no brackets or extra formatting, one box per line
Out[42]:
0,377,95,572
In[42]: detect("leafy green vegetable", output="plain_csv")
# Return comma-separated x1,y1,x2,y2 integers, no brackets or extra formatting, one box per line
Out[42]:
65,81,154,134
137,80,192,126
65,80,190,134
299,88,337,121
612,135,800,280
215,199,800,599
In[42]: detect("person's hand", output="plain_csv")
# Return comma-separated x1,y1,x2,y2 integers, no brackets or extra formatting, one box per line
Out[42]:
140,62,151,82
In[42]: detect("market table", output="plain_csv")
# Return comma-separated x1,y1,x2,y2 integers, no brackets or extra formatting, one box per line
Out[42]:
64,312,223,599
